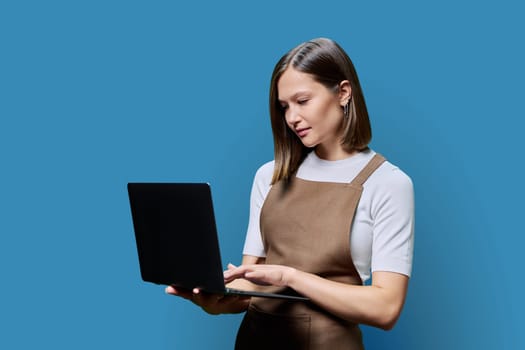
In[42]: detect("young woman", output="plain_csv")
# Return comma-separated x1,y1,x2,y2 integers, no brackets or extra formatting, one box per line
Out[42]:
166,38,414,350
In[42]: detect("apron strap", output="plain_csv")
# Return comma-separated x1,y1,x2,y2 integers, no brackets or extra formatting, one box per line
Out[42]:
350,153,386,187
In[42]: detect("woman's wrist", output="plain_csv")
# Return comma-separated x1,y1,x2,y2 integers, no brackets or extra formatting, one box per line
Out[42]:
284,266,299,288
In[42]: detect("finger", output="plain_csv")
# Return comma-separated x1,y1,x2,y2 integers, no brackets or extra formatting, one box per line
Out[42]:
224,270,247,283
243,271,274,286
244,270,266,282
223,267,239,280
192,288,218,304
165,286,193,300
224,265,250,279
192,289,224,308
190,288,205,306
191,288,203,303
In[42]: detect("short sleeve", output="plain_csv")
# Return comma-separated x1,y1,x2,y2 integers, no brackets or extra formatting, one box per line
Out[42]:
242,161,274,257
370,168,415,277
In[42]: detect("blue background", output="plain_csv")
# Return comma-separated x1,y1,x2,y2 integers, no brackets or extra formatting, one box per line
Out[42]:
1,1,523,349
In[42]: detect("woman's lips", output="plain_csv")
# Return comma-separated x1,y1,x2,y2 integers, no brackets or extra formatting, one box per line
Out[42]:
296,127,311,138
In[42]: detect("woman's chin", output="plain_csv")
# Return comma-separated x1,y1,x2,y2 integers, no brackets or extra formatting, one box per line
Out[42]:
299,139,318,149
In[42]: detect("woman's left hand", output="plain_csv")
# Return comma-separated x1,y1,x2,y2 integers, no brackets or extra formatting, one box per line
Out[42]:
224,263,296,287
165,285,250,315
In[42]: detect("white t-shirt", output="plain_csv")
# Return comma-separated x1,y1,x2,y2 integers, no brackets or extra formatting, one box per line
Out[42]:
242,149,414,283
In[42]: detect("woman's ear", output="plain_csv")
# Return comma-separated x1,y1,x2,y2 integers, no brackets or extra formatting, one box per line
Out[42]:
338,80,352,106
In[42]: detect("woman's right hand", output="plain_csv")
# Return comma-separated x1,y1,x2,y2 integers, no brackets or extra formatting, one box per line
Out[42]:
165,286,250,315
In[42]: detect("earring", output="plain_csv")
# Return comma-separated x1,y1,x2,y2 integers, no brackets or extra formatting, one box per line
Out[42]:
343,100,350,119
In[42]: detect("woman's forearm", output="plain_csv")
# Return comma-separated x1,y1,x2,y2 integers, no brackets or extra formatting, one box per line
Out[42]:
285,269,408,330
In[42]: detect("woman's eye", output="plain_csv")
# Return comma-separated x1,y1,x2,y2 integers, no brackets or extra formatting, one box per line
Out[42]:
281,104,289,111
297,99,309,105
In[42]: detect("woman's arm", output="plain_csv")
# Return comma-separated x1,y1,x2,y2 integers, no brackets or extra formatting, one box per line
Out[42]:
224,265,408,330
290,270,408,330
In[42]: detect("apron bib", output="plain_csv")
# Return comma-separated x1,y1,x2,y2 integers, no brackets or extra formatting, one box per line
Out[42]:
235,154,385,350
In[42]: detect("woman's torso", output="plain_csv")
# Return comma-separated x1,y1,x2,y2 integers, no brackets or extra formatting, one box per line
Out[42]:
242,149,414,284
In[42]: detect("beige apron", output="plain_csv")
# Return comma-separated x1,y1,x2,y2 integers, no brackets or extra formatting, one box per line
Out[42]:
235,154,386,350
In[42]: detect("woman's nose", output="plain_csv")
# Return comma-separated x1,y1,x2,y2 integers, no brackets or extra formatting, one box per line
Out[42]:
286,106,300,124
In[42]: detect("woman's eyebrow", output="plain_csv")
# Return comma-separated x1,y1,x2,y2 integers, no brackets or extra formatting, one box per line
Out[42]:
278,91,311,103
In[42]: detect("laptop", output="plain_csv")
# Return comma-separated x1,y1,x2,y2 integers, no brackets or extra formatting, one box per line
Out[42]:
127,182,308,301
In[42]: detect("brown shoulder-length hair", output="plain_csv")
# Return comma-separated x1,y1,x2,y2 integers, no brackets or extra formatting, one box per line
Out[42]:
269,38,372,184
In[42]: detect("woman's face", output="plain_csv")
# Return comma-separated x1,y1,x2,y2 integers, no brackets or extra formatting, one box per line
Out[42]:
277,67,350,159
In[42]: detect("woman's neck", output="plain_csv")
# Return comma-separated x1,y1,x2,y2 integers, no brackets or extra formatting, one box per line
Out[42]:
314,144,356,161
